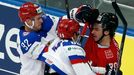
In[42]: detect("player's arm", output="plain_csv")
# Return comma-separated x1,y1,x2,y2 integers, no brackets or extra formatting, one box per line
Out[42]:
67,45,96,75
41,15,59,42
87,61,106,74
41,15,53,32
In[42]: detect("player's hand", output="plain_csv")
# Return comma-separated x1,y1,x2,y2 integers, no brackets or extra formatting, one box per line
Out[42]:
87,61,106,74
75,5,99,23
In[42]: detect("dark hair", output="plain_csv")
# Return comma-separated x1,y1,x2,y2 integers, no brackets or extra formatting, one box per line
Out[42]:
96,12,118,37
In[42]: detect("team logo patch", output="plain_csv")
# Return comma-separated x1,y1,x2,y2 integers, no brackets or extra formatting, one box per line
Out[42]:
104,49,114,59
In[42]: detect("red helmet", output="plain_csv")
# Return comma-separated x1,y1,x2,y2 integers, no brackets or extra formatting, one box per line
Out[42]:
18,2,43,22
57,19,80,39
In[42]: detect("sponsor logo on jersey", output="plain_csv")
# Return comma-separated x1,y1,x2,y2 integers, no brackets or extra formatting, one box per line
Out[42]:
68,47,82,51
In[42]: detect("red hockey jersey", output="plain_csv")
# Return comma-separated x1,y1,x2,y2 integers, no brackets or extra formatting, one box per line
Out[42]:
84,34,119,75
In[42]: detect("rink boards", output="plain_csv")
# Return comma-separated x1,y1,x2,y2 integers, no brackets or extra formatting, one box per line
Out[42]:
115,33,134,75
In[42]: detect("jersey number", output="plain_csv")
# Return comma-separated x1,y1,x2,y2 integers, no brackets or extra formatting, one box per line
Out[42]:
107,62,118,75
21,39,31,50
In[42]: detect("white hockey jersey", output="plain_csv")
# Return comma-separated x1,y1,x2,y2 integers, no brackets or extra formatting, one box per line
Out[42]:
17,15,59,75
39,38,96,75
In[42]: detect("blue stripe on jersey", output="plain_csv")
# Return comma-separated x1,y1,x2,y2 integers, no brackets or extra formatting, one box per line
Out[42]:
52,41,62,51
69,55,85,60
37,54,46,62
38,55,67,75
50,64,67,75
62,41,73,46
41,16,53,32
37,49,45,60
62,40,81,47
62,40,77,46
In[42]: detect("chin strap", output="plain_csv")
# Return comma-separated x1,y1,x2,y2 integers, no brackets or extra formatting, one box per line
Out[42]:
96,29,106,44
24,20,35,29
96,34,105,44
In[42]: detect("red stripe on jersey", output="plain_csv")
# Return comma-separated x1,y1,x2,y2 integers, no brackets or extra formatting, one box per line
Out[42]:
71,59,83,64
44,46,48,52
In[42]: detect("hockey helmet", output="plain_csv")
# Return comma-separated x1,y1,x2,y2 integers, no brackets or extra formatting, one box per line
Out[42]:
18,2,43,22
96,12,118,37
57,19,80,39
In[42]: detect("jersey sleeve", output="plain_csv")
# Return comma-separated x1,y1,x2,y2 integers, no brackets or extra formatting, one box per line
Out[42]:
41,15,59,42
41,15,53,32
66,45,85,64
65,45,96,75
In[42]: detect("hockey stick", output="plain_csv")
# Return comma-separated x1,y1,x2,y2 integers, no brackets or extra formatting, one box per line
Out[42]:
64,0,70,19
44,0,47,8
112,0,128,75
